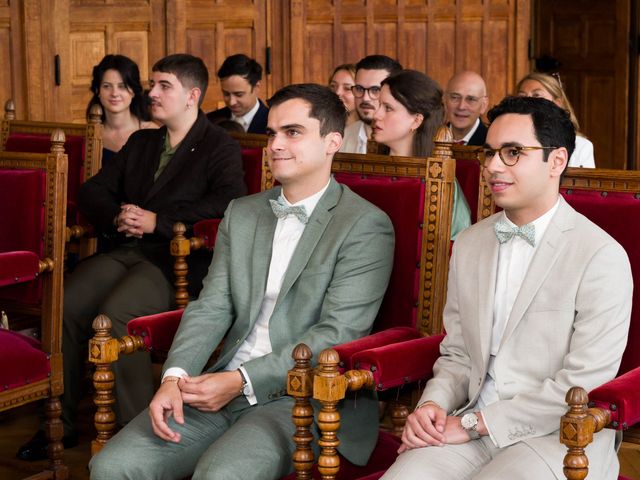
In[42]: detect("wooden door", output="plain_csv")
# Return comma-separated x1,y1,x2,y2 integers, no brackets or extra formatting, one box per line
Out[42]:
534,0,631,170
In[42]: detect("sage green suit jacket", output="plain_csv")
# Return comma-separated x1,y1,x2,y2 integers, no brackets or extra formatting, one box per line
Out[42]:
165,178,395,465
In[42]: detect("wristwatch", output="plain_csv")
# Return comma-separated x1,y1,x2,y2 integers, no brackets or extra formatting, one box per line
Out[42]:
237,368,250,396
460,412,480,440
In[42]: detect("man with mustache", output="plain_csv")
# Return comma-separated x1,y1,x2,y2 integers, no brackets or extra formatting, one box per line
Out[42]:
17,53,246,462
382,96,631,480
340,55,402,154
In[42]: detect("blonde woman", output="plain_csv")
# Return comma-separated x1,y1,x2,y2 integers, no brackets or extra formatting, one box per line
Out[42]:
516,72,595,168
329,64,359,126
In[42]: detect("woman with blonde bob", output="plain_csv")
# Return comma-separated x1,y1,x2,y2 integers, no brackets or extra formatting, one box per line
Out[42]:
516,72,595,168
373,69,471,239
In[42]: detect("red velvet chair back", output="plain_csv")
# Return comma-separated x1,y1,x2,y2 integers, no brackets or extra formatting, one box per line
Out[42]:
241,147,264,195
455,158,480,223
0,168,46,303
560,187,640,375
334,173,424,332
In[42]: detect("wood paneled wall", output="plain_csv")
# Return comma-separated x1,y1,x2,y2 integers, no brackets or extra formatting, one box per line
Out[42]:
1,0,530,123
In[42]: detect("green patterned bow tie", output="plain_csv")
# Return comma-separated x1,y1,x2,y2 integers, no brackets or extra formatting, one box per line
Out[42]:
269,198,309,224
494,220,535,247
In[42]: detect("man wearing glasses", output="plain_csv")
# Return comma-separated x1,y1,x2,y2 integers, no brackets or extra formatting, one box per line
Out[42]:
382,96,631,480
340,55,402,154
444,71,489,145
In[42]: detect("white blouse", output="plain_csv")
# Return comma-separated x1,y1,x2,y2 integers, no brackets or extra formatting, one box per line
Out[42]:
569,135,595,168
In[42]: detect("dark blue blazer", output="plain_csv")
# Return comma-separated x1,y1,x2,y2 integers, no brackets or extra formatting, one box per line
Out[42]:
206,100,269,134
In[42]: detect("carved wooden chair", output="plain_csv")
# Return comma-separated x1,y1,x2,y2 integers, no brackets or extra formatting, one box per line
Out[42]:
0,131,68,479
1,99,103,258
88,127,458,459
171,132,267,307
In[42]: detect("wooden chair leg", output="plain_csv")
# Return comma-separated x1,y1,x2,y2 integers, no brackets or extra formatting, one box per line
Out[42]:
288,344,314,480
44,395,68,479
560,387,611,480
389,401,409,437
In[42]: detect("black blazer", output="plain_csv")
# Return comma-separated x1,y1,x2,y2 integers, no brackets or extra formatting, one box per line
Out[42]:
467,121,488,146
79,110,247,292
206,100,269,134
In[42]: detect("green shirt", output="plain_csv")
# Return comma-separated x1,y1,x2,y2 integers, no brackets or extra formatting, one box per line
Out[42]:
154,135,181,182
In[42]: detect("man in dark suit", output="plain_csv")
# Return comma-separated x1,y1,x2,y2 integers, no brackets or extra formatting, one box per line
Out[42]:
206,54,269,134
89,84,395,480
444,71,489,146
17,54,246,461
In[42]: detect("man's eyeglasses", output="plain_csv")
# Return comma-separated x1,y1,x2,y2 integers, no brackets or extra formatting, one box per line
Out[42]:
483,146,558,166
446,92,485,107
351,85,381,99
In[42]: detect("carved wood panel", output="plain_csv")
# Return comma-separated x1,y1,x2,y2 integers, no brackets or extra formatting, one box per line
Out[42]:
283,0,531,111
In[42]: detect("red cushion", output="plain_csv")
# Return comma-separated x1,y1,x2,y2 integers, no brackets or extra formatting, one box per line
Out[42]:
6,133,85,220
589,366,640,430
0,329,50,391
455,158,480,223
0,168,45,304
0,251,40,287
335,173,424,333
280,430,401,480
193,219,222,250
241,148,263,195
561,189,640,375
127,309,184,352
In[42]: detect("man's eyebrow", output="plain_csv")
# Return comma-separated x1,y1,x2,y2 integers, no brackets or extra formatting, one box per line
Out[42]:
483,141,524,148
268,123,306,132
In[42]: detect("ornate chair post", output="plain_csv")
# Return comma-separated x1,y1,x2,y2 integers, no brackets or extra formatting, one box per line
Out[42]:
288,344,315,479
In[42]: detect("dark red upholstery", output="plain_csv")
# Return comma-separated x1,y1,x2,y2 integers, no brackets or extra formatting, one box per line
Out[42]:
0,329,49,391
589,367,640,430
6,133,85,222
0,168,46,304
0,251,40,287
193,219,222,250
455,158,480,223
127,309,184,352
334,173,424,333
241,147,263,195
560,188,640,375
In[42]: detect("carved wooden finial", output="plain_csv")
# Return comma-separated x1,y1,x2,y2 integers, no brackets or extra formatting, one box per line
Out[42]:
89,103,104,124
565,386,589,408
292,343,312,362
173,222,186,236
317,348,340,368
50,128,66,153
92,314,113,337
434,125,454,143
4,99,15,120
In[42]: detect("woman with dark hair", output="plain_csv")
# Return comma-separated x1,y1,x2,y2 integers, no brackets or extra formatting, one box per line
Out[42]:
373,69,471,238
86,54,157,164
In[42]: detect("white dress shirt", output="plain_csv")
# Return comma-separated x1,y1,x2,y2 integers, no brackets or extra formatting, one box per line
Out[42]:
476,199,560,443
231,99,260,132
163,181,331,405
569,135,595,168
340,120,369,154
459,118,481,145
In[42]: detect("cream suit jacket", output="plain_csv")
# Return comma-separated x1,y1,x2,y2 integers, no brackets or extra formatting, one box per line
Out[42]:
419,196,632,479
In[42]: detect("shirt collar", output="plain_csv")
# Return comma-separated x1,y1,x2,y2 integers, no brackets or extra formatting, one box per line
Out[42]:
460,118,481,144
501,197,561,247
231,99,261,131
280,179,331,218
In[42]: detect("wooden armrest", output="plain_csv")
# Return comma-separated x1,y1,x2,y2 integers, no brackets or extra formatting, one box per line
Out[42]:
171,221,206,308
560,386,612,480
88,314,146,455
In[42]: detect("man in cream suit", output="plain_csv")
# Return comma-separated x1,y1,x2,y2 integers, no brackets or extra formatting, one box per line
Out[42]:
382,96,632,480
90,83,395,480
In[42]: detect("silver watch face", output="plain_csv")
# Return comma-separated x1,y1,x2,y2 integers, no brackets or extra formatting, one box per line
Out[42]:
461,412,478,431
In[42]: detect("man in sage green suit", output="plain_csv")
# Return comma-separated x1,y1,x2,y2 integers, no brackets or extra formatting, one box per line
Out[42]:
90,83,395,480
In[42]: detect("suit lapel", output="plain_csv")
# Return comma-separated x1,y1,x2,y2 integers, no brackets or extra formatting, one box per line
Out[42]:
248,189,280,323
498,199,574,349
144,112,207,202
274,179,341,308
477,218,500,363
